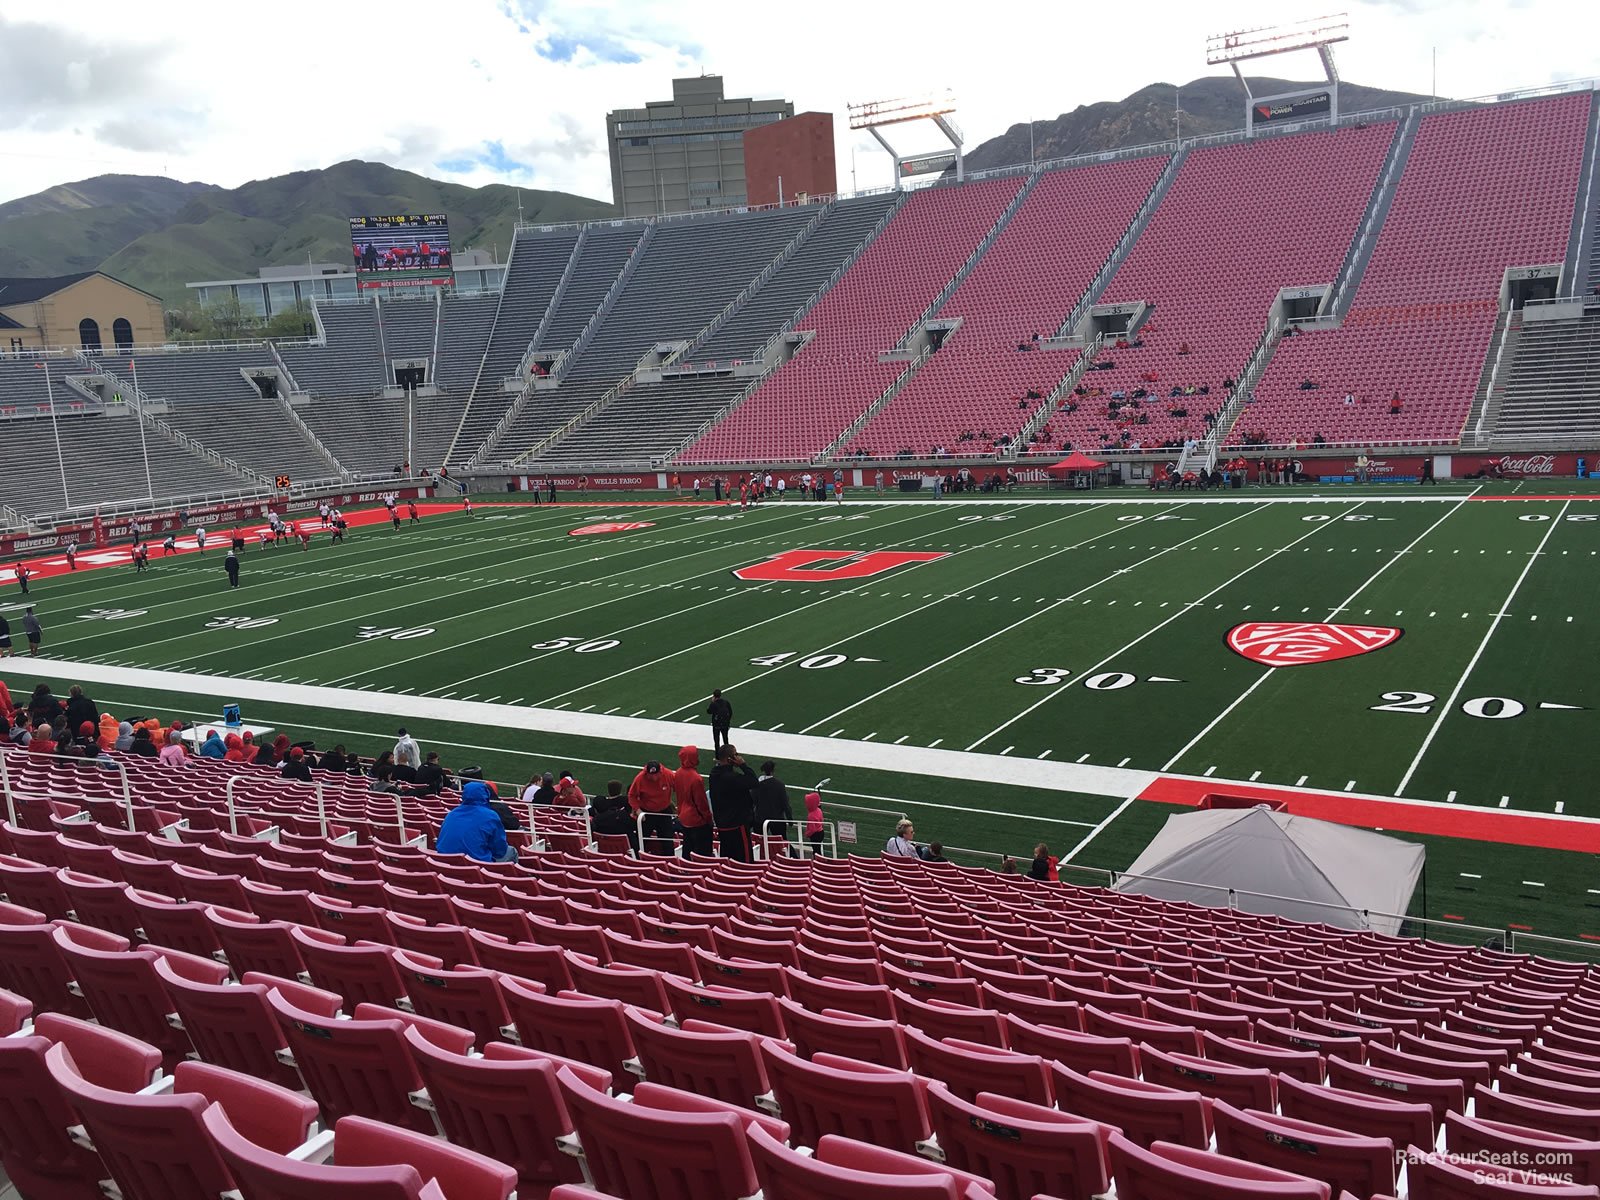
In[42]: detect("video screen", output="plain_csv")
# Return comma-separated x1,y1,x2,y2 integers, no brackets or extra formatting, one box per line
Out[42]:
350,214,453,273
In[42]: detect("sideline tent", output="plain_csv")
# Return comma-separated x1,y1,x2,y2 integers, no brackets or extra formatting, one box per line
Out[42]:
1113,805,1425,935
1045,451,1107,473
1045,451,1109,490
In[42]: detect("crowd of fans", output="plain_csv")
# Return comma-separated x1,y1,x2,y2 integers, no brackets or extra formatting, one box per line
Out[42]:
3,678,1077,877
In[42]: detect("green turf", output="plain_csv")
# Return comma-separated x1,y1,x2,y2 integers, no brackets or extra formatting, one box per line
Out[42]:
7,485,1600,946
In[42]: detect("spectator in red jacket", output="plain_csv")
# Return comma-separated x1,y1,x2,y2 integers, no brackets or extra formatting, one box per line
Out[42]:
672,745,713,858
628,759,676,855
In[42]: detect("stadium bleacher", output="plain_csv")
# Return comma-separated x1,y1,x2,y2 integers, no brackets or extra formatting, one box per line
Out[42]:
489,208,816,466
534,193,901,468
851,154,1170,458
121,349,341,485
1061,122,1396,456
1245,93,1594,447
3,723,1600,1200
677,177,1028,464
277,305,386,400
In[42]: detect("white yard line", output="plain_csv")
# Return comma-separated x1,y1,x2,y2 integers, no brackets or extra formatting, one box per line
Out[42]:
64,503,617,646
1393,499,1572,796
1061,796,1137,862
799,506,1259,735
59,660,1161,801
1159,488,1482,774
636,502,1126,720
966,501,1366,750
159,505,809,671
437,503,972,700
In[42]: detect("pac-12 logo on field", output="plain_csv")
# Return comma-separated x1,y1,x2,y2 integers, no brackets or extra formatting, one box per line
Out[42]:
733,549,948,582
569,522,654,536
1226,621,1403,668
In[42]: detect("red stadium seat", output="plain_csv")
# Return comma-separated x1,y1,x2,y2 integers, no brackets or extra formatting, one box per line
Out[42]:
204,1108,517,1200
1108,1131,1332,1199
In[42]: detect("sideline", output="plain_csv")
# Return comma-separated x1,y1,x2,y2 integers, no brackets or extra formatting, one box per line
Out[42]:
26,659,1600,853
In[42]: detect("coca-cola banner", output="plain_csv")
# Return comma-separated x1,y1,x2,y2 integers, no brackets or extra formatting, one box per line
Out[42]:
1299,453,1593,481
0,486,431,559
1453,452,1589,477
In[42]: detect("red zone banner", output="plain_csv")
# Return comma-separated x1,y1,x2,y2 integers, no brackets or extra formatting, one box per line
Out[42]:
1227,622,1403,667
0,486,432,559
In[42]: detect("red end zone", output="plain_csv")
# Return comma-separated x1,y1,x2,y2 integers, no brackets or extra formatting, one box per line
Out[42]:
1139,775,1600,852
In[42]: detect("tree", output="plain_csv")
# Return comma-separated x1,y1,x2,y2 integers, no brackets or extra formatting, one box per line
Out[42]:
264,302,315,340
200,294,252,340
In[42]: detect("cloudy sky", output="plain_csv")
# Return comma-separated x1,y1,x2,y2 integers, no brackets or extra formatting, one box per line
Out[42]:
0,0,1594,206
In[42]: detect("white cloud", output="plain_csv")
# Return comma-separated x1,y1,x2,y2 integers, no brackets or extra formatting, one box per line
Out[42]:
0,0,1593,205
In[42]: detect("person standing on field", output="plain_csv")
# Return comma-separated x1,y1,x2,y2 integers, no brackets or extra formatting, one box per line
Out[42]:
224,550,240,587
0,611,11,657
65,540,78,570
707,688,733,749
13,562,29,595
22,606,42,656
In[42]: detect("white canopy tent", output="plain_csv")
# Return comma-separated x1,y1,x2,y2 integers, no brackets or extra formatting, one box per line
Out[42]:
1112,805,1425,936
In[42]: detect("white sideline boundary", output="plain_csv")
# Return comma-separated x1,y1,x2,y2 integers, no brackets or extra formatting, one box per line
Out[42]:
40,659,1160,801
36,661,1600,840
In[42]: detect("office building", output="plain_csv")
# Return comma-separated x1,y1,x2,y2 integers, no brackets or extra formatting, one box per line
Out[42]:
607,75,794,217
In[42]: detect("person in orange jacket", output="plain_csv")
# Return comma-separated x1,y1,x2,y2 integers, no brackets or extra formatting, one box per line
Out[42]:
628,759,676,856
672,745,713,858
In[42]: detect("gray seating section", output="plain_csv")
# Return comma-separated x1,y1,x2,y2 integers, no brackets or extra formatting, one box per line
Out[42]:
535,196,899,467
377,296,441,375
445,229,582,462
493,209,814,462
1493,312,1600,445
0,354,91,411
434,293,498,394
529,225,645,356
694,193,900,363
125,349,337,484
0,409,241,518
472,229,581,395
277,304,385,398
536,376,752,467
442,225,644,464
299,394,409,475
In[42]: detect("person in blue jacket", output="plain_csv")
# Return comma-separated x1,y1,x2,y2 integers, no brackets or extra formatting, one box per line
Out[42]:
198,730,227,759
436,780,517,862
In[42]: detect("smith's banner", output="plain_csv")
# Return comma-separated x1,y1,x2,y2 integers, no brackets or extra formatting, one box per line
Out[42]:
1254,91,1332,125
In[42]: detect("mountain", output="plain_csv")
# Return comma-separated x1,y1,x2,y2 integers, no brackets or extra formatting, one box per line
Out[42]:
0,176,219,280
0,161,615,306
961,76,1433,172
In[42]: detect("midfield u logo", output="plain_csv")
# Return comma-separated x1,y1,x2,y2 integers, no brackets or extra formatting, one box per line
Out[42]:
732,549,949,582
1226,621,1403,667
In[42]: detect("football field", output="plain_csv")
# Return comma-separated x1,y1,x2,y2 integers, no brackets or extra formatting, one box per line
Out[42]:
10,483,1600,945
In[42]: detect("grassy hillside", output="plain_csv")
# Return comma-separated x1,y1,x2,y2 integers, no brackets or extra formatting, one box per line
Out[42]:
0,161,615,305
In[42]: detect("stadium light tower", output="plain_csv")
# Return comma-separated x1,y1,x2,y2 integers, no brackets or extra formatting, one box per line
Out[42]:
848,91,964,189
1208,14,1350,136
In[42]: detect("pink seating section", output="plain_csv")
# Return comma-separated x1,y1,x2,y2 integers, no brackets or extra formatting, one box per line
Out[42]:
6,787,1600,1200
1245,93,1594,448
851,154,1170,457
678,178,1025,464
1056,122,1396,457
